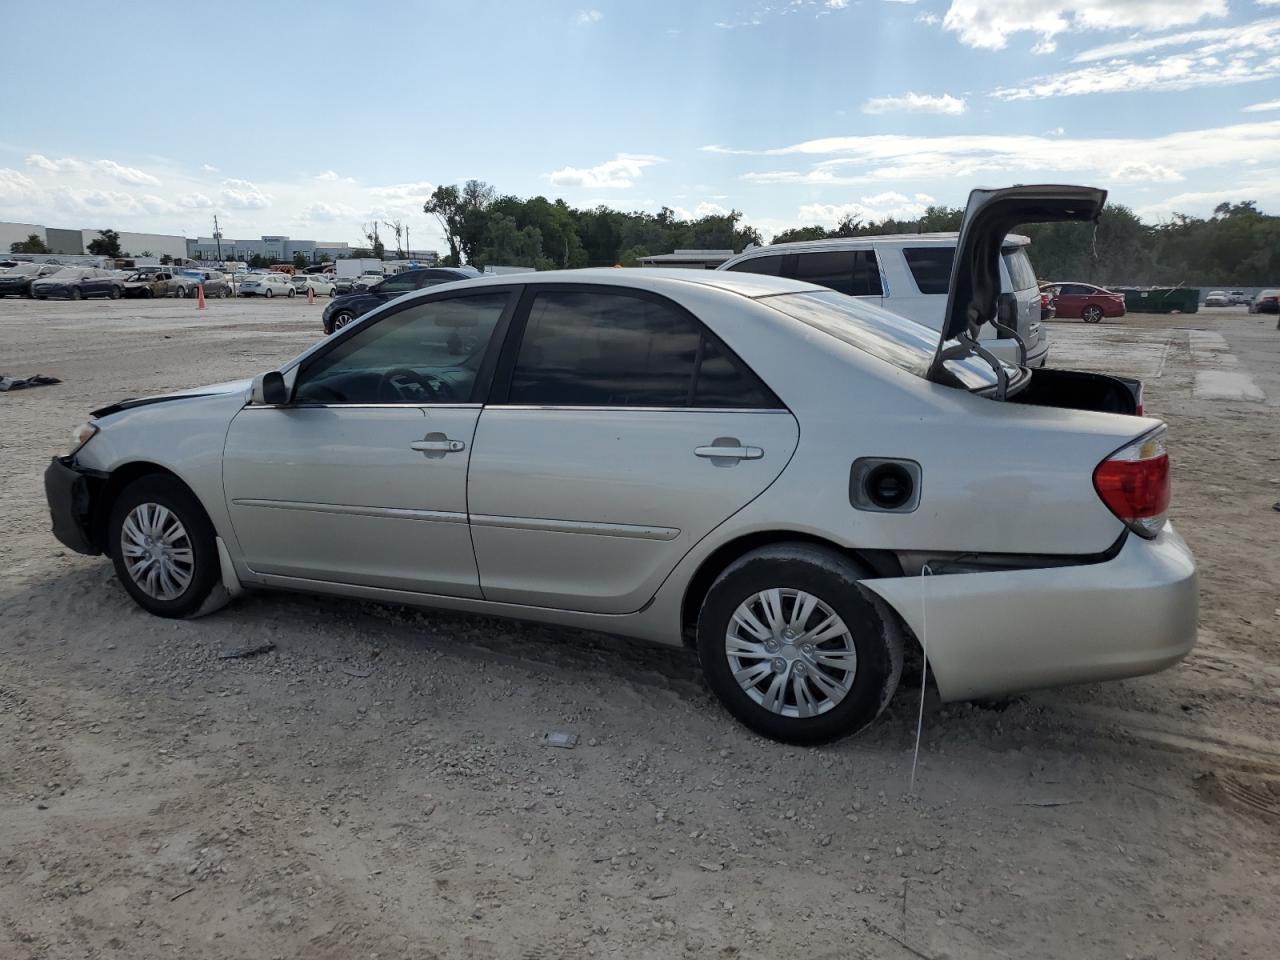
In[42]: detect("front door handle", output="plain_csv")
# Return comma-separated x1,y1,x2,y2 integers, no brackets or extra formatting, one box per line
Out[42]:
695,439,763,463
410,432,466,455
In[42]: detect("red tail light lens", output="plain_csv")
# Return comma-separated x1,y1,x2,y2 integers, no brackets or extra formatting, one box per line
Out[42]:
1093,427,1169,538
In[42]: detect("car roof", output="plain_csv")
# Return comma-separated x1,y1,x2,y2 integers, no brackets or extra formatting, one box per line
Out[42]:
426,266,827,299
724,231,1031,261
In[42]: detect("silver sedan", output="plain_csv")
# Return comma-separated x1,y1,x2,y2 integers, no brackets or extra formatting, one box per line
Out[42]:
43,185,1196,744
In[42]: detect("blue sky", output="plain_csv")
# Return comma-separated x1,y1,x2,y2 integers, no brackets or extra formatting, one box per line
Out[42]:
2,0,1279,250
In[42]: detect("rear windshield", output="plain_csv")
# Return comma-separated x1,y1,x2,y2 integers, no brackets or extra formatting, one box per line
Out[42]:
1001,246,1037,291
765,290,1000,391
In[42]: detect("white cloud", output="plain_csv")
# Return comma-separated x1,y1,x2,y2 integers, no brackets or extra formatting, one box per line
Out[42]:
314,170,341,181
26,154,86,174
368,180,436,202
703,120,1280,188
201,163,218,173
1135,177,1280,220
798,191,933,226
671,200,734,219
178,192,214,209
1071,15,1280,62
547,153,664,189
298,201,355,222
916,12,941,24
221,178,271,209
93,159,161,187
575,9,602,25
993,50,1280,100
862,91,966,115
0,168,39,205
827,0,850,8
942,0,1227,51
1244,97,1280,111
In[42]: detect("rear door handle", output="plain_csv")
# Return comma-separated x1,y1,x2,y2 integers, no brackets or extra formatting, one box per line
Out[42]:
695,444,762,461
410,434,466,453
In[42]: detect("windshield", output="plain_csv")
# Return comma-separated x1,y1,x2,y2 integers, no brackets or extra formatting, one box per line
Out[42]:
765,290,1003,391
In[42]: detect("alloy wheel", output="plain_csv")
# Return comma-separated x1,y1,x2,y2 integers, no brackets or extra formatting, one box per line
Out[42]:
725,588,858,718
119,502,195,601
333,311,354,330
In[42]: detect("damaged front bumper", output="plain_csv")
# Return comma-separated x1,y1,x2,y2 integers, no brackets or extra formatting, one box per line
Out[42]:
44,457,100,556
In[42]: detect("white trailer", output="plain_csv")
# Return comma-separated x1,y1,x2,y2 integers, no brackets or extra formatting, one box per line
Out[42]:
335,259,386,280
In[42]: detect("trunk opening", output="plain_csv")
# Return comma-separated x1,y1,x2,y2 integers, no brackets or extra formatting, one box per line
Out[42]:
1008,368,1139,416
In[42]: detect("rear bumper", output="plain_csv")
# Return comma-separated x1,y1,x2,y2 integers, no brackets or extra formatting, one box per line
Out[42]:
860,523,1198,701
44,457,100,556
986,335,1050,368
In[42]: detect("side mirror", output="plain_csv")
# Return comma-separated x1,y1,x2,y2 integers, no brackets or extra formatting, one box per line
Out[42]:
251,371,289,406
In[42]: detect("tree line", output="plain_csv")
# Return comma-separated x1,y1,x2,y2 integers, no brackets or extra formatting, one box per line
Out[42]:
419,182,1280,286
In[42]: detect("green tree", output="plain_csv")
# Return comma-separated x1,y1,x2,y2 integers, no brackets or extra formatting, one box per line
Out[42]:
86,229,122,257
9,233,51,254
293,251,308,269
248,253,267,269
160,254,173,265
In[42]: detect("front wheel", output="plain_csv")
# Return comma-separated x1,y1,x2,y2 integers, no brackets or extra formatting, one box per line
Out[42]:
108,286,121,300
175,286,187,299
265,288,274,299
108,476,220,618
1082,305,1103,323
287,288,296,298
331,310,354,332
696,544,904,744
69,287,81,301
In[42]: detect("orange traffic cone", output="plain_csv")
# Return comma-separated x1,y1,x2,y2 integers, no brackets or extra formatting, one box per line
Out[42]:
307,285,315,305
197,285,206,310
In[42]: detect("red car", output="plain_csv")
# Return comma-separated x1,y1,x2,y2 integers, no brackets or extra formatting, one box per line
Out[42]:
1042,281,1126,323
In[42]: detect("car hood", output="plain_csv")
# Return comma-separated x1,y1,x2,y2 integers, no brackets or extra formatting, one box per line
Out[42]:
91,378,251,419
929,185,1107,386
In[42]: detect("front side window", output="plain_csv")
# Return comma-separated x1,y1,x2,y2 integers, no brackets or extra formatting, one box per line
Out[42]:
377,274,416,293
294,292,509,404
903,247,955,295
507,290,777,408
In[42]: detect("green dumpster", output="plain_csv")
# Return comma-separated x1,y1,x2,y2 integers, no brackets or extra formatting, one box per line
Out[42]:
1112,287,1200,314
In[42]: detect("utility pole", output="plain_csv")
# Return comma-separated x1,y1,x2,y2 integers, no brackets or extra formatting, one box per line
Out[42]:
405,224,410,260
213,214,223,262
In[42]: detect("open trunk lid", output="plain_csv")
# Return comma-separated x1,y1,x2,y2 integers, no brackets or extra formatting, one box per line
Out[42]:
928,185,1107,390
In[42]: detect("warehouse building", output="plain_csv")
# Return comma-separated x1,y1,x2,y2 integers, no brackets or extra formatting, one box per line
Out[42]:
186,235,354,263
0,220,187,259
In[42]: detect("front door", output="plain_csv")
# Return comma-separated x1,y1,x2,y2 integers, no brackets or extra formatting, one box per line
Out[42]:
467,286,799,614
223,288,516,595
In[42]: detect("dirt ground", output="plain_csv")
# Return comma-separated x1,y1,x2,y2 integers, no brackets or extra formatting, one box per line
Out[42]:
1,295,1278,960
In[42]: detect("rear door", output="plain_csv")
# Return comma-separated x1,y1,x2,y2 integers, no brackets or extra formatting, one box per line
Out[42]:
467,285,799,614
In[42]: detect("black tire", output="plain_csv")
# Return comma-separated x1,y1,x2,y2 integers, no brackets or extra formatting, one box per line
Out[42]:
696,544,904,744
1082,305,1103,324
287,287,295,298
265,288,274,299
330,310,354,332
69,287,81,301
108,286,121,300
107,475,220,619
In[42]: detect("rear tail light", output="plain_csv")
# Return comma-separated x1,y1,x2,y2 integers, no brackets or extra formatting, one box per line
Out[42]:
1093,427,1169,538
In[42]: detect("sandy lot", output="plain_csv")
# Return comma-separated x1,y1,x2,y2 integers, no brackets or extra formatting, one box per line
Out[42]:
1,295,1278,959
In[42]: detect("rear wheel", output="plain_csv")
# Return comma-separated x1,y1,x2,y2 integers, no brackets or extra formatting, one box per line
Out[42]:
176,286,187,299
696,544,904,744
1082,304,1103,323
108,286,121,300
287,287,296,298
108,476,219,619
265,288,274,299
69,287,81,301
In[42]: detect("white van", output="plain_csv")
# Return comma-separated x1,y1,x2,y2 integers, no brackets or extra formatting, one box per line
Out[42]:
717,232,1048,367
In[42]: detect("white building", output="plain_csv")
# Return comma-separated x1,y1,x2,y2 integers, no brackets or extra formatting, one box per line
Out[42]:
0,221,48,252
80,229,188,261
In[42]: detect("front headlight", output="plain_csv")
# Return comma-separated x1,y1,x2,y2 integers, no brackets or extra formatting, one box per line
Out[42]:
69,421,98,456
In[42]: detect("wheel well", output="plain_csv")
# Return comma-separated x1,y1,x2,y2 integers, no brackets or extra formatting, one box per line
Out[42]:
678,532,904,643
87,462,198,552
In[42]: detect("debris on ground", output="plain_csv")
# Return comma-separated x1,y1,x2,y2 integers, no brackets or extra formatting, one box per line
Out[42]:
217,641,275,660
542,730,579,749
0,373,61,392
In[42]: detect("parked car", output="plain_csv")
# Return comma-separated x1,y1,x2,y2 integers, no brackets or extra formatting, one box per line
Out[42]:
1039,288,1056,322
0,262,62,298
44,185,1197,745
718,233,1049,367
31,267,124,300
1248,289,1279,314
1041,281,1126,323
1204,291,1230,307
119,270,199,299
332,276,357,295
1228,290,1249,305
321,267,479,334
291,275,337,297
237,272,296,298
181,270,232,298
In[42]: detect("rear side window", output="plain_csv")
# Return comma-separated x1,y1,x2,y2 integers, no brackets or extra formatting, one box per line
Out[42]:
1001,247,1038,291
793,251,857,295
726,254,786,277
903,247,955,295
507,290,777,408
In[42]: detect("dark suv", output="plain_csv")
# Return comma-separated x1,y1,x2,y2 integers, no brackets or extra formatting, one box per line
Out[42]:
321,267,479,334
